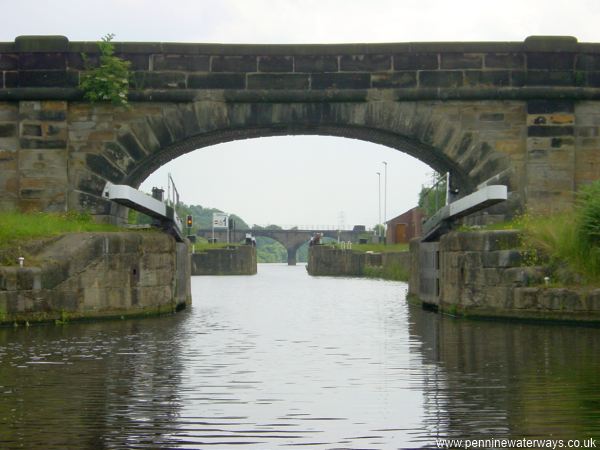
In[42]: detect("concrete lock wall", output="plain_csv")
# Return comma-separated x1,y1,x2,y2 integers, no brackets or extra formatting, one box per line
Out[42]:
191,245,257,275
0,232,191,325
409,231,600,322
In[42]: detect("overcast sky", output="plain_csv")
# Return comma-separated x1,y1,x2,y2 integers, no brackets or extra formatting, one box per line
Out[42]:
2,1,599,228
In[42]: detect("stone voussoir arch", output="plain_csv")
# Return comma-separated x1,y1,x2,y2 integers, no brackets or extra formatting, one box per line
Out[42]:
74,99,518,220
2,35,598,218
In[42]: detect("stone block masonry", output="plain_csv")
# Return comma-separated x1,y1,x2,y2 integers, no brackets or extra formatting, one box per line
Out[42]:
1,35,598,94
0,231,191,325
191,245,257,275
0,36,599,222
409,230,600,322
307,245,410,280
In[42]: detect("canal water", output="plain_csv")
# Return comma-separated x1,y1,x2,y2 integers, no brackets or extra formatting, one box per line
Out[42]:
1,264,599,449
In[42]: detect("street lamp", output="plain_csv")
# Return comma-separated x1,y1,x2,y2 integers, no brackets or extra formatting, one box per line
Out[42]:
376,171,381,241
382,161,387,243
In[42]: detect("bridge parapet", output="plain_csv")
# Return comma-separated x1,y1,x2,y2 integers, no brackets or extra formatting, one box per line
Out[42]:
1,35,599,102
0,36,598,220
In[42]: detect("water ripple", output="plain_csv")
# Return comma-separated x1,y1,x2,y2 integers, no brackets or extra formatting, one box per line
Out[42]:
0,264,599,448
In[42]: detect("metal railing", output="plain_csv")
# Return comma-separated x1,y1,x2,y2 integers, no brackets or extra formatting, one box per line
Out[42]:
420,172,451,217
166,172,180,210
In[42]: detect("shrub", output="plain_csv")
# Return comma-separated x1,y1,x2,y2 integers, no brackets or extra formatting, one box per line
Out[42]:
80,34,131,107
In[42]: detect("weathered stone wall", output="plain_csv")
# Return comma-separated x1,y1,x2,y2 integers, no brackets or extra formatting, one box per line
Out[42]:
0,36,599,222
191,245,257,275
307,245,410,279
410,230,600,322
1,35,597,97
0,232,191,324
408,239,422,298
307,246,366,276
0,100,70,213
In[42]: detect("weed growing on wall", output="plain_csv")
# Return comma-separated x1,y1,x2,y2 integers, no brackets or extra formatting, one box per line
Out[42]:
80,34,131,107
519,180,600,285
575,181,600,279
578,181,600,247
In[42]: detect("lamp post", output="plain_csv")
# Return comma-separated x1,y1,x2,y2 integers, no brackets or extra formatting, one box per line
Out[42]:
376,171,381,241
382,161,387,243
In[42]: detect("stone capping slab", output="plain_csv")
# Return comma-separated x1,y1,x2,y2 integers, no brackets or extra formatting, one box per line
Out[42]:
14,35,69,52
523,36,578,52
3,36,595,56
6,86,600,103
439,229,521,252
61,41,526,55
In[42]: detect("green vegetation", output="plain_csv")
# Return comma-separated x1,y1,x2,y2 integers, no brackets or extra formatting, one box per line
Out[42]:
458,181,600,287
80,34,131,107
418,171,447,217
179,204,249,232
0,212,118,249
0,212,119,265
457,216,524,232
192,242,240,253
520,183,600,286
255,237,287,263
363,263,409,281
249,225,287,263
131,202,292,263
129,202,250,234
333,243,409,253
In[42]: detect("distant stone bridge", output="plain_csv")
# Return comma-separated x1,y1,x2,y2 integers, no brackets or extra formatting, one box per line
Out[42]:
196,228,360,265
0,35,599,225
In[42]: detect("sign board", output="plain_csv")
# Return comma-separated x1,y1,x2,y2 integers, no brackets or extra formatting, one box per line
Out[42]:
212,213,229,229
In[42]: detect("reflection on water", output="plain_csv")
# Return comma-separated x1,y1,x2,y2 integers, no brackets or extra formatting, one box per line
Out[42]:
0,264,599,448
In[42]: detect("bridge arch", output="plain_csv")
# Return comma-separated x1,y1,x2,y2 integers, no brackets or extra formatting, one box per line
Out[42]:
120,102,485,190
196,228,358,265
245,230,306,266
77,99,520,220
3,36,599,218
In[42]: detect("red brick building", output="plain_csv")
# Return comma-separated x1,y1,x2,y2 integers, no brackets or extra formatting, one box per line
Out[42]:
386,207,424,244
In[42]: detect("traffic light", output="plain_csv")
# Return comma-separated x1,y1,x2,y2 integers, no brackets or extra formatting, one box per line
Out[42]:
186,215,193,228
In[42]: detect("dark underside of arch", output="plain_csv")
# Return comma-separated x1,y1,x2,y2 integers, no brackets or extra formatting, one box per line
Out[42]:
124,124,475,192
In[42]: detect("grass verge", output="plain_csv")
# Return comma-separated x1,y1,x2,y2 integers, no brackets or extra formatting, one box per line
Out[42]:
363,263,409,281
0,212,119,264
460,181,600,287
333,243,409,253
521,219,600,287
191,242,240,252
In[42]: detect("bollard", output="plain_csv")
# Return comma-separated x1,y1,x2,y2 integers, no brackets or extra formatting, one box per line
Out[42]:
18,256,24,268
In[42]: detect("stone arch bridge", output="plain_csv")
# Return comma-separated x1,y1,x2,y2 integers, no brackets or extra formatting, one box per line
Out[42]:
196,228,360,265
0,35,599,224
